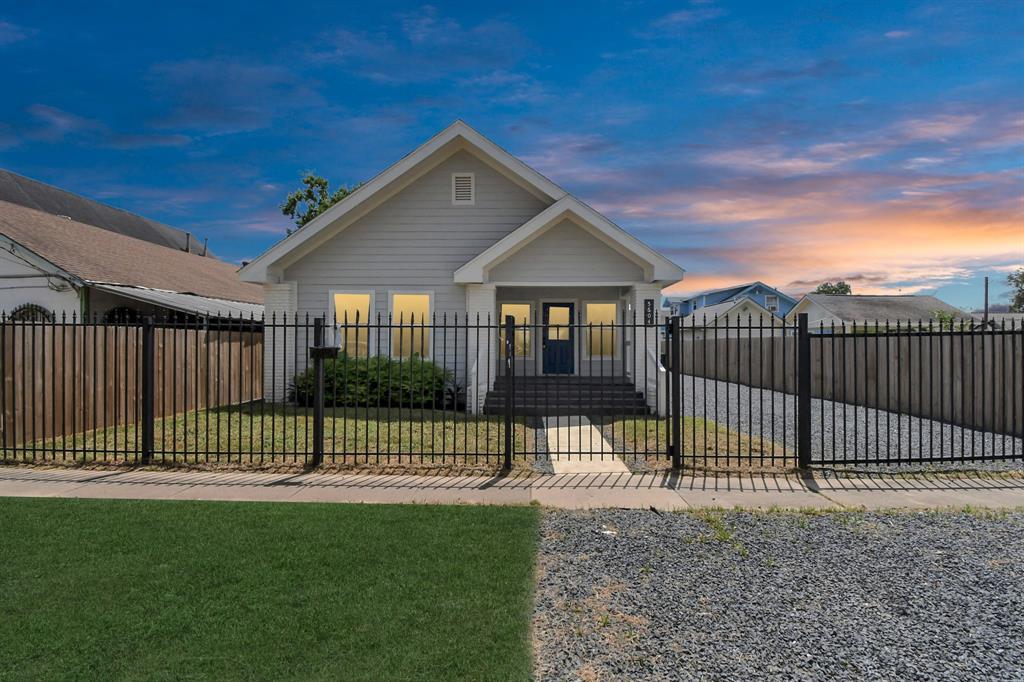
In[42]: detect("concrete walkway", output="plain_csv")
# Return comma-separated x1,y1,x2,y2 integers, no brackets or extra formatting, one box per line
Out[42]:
543,416,630,474
1,466,1022,510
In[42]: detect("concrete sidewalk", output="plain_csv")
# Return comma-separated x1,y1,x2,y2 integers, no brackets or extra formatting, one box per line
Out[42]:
1,466,1022,510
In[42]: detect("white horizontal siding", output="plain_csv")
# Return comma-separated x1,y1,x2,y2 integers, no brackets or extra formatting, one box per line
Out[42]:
488,219,644,283
285,150,549,320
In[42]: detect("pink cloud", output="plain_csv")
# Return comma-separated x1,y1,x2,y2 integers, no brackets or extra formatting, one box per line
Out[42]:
895,114,978,141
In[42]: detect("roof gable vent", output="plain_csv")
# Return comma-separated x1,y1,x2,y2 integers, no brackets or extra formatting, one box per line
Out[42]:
451,172,475,205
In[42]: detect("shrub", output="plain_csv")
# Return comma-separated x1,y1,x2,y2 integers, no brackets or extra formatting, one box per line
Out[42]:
290,353,452,408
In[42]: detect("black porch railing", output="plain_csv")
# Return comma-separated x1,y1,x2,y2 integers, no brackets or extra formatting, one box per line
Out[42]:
0,312,1020,470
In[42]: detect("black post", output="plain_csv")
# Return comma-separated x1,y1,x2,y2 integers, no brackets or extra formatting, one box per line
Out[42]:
669,315,682,470
503,314,514,470
797,312,812,469
140,316,155,464
312,317,326,467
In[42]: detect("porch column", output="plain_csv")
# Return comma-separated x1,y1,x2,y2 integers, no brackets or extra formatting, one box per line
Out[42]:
631,283,666,415
263,281,297,403
465,283,496,414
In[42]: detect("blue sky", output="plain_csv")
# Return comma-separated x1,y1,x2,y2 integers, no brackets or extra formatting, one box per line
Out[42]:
1,0,1021,308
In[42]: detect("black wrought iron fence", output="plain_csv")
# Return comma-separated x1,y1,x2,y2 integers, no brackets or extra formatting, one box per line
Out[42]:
0,311,1020,470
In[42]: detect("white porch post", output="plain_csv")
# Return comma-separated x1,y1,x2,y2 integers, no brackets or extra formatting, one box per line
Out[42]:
263,281,297,403
631,283,666,415
465,283,496,414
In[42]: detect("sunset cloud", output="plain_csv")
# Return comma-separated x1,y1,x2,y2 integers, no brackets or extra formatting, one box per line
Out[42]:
895,114,978,141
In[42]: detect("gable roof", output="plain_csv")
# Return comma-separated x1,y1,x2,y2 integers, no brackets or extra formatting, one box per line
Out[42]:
238,120,569,283
666,280,796,304
681,298,776,328
0,168,205,254
453,195,684,284
669,282,753,301
0,200,262,304
788,294,967,322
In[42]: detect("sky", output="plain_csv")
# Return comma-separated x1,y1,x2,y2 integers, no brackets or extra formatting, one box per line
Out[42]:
0,0,1021,309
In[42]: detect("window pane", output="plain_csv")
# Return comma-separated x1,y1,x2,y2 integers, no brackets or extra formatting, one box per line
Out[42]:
586,303,616,356
500,303,531,356
392,294,431,357
546,305,570,341
333,293,371,356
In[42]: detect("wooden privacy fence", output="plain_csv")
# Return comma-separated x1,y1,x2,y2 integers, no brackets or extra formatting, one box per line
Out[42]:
680,326,1023,437
1,322,263,447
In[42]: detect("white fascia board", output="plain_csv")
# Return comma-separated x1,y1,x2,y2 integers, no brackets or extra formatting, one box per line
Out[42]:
0,234,84,286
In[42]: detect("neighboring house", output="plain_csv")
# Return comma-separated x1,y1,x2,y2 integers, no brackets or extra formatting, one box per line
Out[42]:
972,312,1024,330
785,294,969,329
679,298,780,339
0,169,209,254
664,281,797,318
0,199,263,321
239,121,685,411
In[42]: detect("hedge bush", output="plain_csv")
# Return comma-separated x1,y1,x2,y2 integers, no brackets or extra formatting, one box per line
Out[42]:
290,354,454,408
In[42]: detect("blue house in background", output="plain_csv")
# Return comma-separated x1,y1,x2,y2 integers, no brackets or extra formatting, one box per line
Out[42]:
663,281,798,318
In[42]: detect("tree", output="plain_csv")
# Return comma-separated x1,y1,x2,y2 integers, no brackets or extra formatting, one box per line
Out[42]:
281,173,357,233
932,309,958,331
813,281,852,295
1007,267,1024,313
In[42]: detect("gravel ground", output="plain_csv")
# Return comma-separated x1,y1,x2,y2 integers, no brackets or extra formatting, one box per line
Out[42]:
682,375,1024,472
534,508,1024,681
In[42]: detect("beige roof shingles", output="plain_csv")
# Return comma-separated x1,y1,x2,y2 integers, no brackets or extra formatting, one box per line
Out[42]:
0,200,261,304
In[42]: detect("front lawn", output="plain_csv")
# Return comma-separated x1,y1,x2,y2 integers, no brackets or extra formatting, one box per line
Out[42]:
9,405,539,469
0,498,539,680
601,416,792,470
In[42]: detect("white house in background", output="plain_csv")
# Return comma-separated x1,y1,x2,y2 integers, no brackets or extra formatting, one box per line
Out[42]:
239,121,685,412
785,294,969,329
679,298,779,339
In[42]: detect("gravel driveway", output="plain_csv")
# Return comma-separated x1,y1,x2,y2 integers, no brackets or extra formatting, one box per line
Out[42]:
681,375,1023,471
534,508,1024,681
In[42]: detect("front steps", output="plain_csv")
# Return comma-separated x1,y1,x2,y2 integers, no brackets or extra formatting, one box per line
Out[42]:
483,375,650,416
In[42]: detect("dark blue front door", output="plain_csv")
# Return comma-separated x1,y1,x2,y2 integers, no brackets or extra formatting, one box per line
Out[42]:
542,303,574,374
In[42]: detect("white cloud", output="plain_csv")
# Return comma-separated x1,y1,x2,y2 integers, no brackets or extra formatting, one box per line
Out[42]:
0,20,30,46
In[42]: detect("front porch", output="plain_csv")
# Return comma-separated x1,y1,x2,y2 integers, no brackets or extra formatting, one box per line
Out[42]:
465,282,667,415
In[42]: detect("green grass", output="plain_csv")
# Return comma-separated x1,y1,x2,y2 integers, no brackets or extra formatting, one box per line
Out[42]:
0,498,539,681
602,416,792,470
8,405,538,467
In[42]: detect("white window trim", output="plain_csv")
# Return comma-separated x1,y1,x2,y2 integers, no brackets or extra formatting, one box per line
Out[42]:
765,294,780,313
327,289,376,352
451,172,475,206
388,290,435,359
583,300,620,358
498,301,534,358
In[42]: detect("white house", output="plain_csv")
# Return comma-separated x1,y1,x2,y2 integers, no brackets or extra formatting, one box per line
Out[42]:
239,121,685,412
679,298,780,339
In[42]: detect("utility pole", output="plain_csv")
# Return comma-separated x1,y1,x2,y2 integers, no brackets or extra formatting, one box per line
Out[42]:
983,276,989,326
